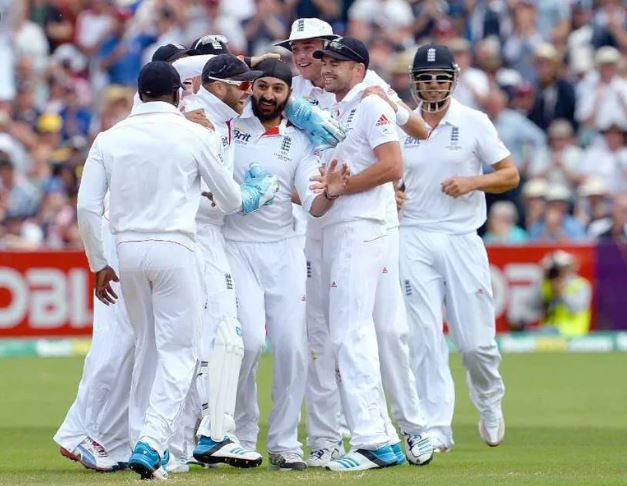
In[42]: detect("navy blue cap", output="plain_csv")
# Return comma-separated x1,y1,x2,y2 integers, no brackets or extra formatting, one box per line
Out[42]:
313,37,369,68
254,59,293,88
138,61,183,97
412,44,457,72
151,43,197,63
202,54,263,84
192,34,229,55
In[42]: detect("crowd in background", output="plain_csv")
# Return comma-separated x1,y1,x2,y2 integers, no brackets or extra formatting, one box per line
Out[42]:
0,0,626,249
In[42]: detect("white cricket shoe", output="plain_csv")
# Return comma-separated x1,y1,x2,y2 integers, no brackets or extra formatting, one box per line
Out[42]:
479,414,505,447
307,441,345,467
325,445,397,472
59,437,119,472
269,451,307,471
402,433,434,466
193,435,262,468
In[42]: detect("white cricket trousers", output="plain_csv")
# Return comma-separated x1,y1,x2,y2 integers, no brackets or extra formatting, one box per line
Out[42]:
305,227,425,450
118,240,202,455
226,237,307,454
54,219,134,463
399,227,505,446
320,220,389,450
170,223,241,461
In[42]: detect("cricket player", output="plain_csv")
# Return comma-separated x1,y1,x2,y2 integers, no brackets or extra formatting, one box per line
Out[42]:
398,44,519,451
301,37,404,471
76,61,278,480
223,59,349,471
54,44,213,473
276,19,432,467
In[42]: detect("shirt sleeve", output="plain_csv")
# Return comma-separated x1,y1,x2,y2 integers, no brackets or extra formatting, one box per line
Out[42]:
76,135,109,272
195,129,242,215
293,142,321,213
474,112,512,166
360,95,400,150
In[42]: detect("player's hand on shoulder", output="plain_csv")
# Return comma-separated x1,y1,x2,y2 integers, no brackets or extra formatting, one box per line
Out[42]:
441,176,477,198
250,52,281,67
362,85,397,113
324,159,350,199
184,109,214,130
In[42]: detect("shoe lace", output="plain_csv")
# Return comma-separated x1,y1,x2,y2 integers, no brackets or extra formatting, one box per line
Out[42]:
406,434,429,452
88,439,108,457
282,452,303,463
310,449,325,460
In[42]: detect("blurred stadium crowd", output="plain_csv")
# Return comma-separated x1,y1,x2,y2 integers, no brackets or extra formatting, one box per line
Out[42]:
0,0,626,249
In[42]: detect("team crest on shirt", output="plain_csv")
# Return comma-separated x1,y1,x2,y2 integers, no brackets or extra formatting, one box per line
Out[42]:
233,128,251,144
445,126,461,151
274,135,293,162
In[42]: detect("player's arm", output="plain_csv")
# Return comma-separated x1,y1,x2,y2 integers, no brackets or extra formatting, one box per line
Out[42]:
307,160,350,216
344,141,403,194
76,136,119,305
441,156,519,197
362,85,429,140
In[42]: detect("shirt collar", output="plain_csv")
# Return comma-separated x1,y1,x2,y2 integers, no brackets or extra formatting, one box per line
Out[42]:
338,81,368,106
437,98,462,128
129,101,183,117
194,87,240,123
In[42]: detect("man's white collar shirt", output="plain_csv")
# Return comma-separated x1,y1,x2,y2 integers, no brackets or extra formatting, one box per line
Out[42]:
399,99,511,234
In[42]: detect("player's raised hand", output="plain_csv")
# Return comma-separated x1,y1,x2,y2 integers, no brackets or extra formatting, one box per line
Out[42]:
324,159,350,198
441,176,476,198
94,266,119,306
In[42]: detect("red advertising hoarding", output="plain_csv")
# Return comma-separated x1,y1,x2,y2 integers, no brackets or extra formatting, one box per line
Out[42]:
0,245,596,338
486,244,595,333
0,252,93,337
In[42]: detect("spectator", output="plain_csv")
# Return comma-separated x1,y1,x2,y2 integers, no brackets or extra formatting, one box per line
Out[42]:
528,185,587,242
527,119,583,193
243,0,288,55
593,194,627,241
591,0,627,50
485,87,548,176
502,0,544,84
578,123,627,195
0,152,40,219
74,0,116,57
483,201,528,245
528,43,577,131
521,178,548,231
466,0,512,43
533,250,592,337
535,0,571,44
348,0,415,45
388,49,416,108
449,37,489,110
576,46,627,132
578,177,612,236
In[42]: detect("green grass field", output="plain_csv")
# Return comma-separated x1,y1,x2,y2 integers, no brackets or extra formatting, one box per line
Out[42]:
0,353,625,486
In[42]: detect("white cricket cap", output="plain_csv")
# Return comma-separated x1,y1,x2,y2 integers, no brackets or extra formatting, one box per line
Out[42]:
274,18,339,50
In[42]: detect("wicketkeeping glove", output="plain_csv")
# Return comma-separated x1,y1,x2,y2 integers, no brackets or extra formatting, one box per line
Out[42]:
286,96,346,151
240,164,279,214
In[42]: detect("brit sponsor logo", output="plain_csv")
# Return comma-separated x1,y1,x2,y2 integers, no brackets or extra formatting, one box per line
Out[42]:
404,136,420,147
233,129,251,143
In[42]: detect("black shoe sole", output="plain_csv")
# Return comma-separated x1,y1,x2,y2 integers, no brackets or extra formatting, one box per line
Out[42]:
193,453,262,468
129,462,155,480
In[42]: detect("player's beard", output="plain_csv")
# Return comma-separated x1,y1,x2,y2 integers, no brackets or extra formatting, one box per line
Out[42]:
251,95,288,122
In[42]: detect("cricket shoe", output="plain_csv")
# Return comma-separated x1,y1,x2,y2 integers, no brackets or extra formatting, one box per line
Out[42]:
59,437,119,472
128,442,169,480
165,456,189,474
193,435,262,468
390,442,406,465
479,414,505,447
268,452,307,471
307,441,345,467
402,433,434,466
325,445,397,471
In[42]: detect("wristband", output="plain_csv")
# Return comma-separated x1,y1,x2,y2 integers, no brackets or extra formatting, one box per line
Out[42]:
396,105,410,126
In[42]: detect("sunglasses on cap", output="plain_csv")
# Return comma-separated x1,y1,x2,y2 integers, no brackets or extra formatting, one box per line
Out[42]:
413,72,454,83
205,77,252,91
327,40,367,64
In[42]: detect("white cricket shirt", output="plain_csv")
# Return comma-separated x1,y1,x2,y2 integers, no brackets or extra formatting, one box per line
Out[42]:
399,99,511,234
315,82,399,229
77,101,242,272
224,109,320,242
184,86,239,226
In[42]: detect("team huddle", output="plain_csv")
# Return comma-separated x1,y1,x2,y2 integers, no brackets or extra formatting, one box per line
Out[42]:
54,17,519,480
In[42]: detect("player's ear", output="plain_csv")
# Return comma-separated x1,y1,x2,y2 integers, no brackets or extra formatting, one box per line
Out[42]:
173,89,180,108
